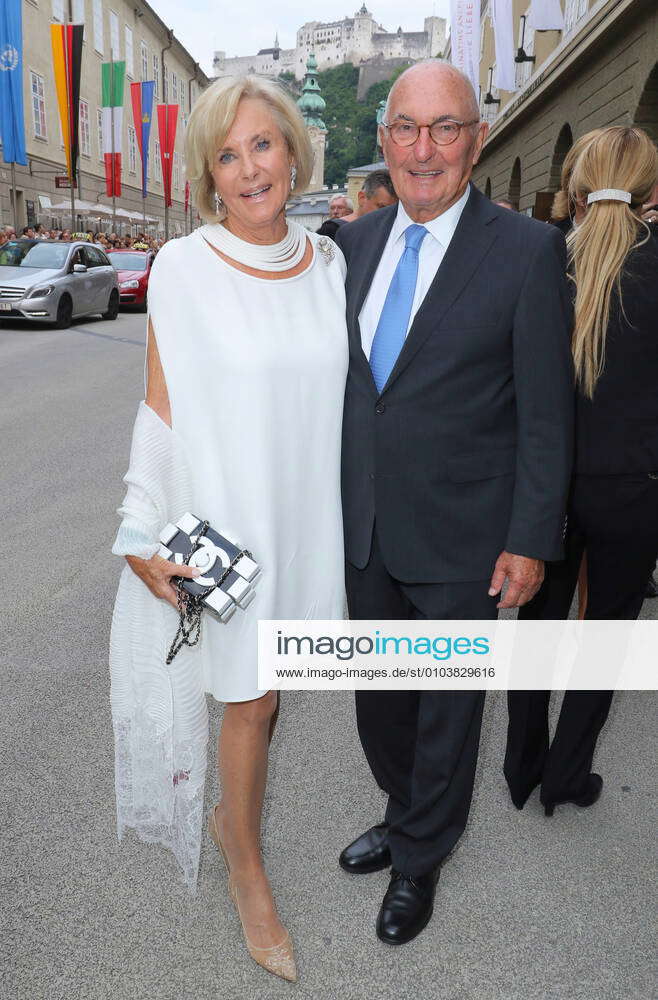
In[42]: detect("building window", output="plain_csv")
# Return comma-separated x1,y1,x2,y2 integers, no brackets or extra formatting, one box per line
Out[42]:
154,140,162,182
79,99,90,156
52,0,65,22
30,72,47,139
97,107,103,160
564,0,589,34
141,41,148,81
172,71,178,104
153,53,160,97
128,126,137,173
173,152,180,190
125,26,133,76
109,10,120,59
515,11,534,88
93,0,103,54
73,0,85,23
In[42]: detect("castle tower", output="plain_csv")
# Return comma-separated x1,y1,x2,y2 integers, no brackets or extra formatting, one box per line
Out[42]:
297,53,327,191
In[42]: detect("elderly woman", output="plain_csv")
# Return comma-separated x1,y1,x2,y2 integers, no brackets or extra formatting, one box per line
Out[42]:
109,76,348,983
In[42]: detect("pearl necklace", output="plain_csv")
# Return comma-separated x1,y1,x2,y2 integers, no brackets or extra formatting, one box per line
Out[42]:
200,220,307,272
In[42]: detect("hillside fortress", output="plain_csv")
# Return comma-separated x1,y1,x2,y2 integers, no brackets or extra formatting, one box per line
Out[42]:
213,5,447,82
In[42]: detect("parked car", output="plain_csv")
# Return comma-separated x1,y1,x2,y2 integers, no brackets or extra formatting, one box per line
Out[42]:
107,249,155,311
0,239,119,328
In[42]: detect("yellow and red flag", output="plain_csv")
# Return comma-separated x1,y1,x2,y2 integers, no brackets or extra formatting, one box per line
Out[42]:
50,21,84,183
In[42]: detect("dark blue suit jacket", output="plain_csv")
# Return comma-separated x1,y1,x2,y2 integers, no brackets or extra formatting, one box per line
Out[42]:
335,183,575,582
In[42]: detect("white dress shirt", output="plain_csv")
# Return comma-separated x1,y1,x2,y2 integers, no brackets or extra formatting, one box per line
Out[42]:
359,185,471,360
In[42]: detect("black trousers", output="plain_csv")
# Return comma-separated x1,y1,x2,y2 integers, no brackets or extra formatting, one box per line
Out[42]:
346,527,498,877
505,472,658,806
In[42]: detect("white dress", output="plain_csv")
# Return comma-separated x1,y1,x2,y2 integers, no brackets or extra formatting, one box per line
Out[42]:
109,226,348,889
144,225,348,701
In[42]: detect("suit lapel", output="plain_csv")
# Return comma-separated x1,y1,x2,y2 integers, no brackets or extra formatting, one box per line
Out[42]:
381,185,499,394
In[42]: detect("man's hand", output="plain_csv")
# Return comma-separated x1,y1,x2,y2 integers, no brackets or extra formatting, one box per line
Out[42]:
488,551,544,609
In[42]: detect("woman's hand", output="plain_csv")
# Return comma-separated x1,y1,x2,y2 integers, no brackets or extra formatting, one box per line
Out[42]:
125,553,201,609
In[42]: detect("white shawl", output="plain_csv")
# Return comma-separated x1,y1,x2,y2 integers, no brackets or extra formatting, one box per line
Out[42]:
109,401,208,891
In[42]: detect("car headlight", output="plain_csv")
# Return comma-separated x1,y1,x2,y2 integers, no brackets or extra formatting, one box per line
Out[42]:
28,284,55,298
120,279,140,289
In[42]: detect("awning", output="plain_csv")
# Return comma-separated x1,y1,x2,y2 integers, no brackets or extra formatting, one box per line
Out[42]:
49,198,100,214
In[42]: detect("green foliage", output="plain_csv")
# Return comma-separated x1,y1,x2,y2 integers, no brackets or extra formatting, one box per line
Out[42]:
317,64,402,186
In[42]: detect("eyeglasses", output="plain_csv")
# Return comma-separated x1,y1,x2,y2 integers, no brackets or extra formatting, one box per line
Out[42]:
382,118,480,147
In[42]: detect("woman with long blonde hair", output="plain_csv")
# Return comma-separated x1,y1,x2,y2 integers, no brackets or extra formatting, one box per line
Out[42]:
506,126,658,816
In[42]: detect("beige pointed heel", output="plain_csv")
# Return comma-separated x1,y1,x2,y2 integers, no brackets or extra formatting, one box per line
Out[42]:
208,805,297,983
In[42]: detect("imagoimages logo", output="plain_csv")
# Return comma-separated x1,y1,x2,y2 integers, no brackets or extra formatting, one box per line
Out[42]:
0,46,20,72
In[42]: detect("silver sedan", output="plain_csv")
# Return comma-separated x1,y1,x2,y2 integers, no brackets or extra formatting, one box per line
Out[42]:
0,239,120,328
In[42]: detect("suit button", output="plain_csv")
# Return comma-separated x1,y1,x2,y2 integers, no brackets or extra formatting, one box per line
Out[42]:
368,473,374,480
375,404,386,414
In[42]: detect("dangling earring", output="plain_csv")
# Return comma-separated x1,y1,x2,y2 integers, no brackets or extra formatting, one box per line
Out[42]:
214,190,223,215
290,164,297,190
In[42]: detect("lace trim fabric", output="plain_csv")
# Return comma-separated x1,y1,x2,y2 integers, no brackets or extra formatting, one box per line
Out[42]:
109,402,209,892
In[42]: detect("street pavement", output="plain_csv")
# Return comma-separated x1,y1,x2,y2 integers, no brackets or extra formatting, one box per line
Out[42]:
1,309,656,1000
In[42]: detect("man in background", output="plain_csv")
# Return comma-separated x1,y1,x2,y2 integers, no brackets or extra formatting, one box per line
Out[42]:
317,193,354,240
340,169,398,223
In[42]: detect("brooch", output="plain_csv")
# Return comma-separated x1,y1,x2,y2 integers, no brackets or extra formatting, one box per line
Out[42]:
317,236,335,265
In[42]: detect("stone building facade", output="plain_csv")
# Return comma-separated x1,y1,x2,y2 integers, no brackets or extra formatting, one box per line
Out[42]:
6,0,209,235
213,6,446,83
448,0,658,217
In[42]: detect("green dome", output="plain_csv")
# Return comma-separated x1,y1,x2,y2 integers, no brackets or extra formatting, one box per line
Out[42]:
297,53,326,129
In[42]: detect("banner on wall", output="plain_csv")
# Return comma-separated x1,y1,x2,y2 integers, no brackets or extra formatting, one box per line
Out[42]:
101,59,126,197
157,104,178,208
530,0,565,31
449,0,481,91
491,0,518,93
131,80,155,199
51,22,84,182
0,0,27,165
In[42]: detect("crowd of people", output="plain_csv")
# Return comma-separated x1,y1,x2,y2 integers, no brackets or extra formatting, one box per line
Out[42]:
0,223,166,253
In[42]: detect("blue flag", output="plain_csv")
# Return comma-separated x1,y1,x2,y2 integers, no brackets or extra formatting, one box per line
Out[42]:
130,80,155,198
0,0,27,165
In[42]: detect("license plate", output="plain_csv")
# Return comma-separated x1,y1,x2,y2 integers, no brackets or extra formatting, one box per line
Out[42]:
0,302,12,311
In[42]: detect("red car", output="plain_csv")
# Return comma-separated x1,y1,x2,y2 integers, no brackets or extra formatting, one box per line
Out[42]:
108,249,155,311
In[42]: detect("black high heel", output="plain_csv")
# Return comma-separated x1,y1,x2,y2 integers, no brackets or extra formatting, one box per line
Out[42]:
543,773,603,817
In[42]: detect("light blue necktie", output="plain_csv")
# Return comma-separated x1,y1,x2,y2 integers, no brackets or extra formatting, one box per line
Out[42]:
369,223,428,393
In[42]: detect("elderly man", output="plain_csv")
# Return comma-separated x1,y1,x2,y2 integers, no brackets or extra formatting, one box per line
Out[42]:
316,193,354,240
335,60,573,944
340,169,397,223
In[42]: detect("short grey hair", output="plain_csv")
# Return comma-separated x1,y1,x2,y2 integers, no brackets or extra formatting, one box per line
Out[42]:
384,59,480,122
330,193,353,210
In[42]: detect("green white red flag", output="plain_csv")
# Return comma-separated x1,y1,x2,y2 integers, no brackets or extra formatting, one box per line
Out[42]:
102,60,125,197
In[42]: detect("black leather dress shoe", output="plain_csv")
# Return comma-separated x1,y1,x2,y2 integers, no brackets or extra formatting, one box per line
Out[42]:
543,773,603,817
339,823,391,874
376,869,439,945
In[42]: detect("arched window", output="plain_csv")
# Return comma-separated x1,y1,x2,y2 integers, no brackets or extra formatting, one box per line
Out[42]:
508,157,521,210
634,62,658,144
549,124,573,191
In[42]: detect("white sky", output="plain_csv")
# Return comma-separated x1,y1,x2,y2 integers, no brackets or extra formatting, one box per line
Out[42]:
148,1,451,77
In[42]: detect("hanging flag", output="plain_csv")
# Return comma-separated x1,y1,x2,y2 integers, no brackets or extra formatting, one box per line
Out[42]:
529,0,564,31
102,60,125,197
51,21,84,182
130,80,155,198
449,0,481,91
491,0,518,93
157,104,178,208
0,0,27,165
184,180,190,214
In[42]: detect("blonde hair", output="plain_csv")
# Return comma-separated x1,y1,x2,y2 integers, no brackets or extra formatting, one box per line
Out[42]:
567,126,657,398
185,75,314,223
551,130,603,222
